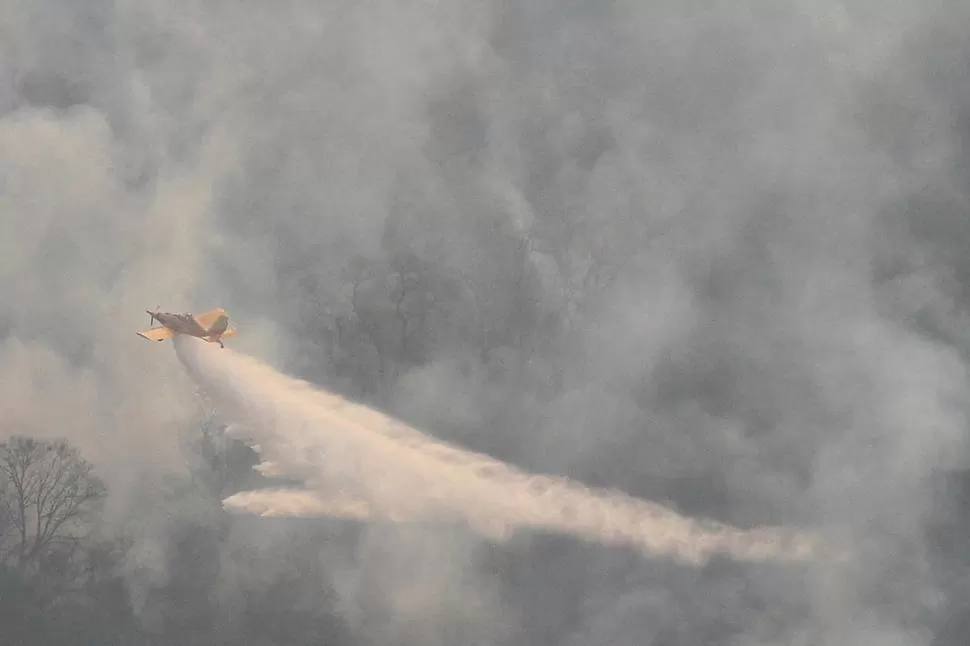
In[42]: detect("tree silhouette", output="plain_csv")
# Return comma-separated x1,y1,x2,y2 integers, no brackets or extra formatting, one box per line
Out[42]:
0,436,105,572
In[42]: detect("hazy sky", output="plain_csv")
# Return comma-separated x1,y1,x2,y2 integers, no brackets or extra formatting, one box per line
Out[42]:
3,1,970,644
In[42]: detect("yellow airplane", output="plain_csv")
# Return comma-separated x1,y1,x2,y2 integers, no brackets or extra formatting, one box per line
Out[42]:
136,307,238,348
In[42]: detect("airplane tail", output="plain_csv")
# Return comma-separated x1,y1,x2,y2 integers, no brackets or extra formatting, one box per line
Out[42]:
205,314,230,337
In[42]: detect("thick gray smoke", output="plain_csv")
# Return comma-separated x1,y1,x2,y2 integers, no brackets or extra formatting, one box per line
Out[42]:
4,0,970,644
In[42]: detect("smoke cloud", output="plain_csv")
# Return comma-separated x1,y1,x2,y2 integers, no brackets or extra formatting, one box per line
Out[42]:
4,0,970,643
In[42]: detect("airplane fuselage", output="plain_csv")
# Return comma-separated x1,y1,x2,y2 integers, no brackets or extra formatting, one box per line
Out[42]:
138,308,236,348
152,312,207,336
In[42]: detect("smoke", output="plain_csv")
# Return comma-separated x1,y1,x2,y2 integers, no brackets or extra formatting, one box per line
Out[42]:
2,0,970,643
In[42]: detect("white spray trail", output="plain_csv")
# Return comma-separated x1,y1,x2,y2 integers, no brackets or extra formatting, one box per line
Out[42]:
175,336,832,566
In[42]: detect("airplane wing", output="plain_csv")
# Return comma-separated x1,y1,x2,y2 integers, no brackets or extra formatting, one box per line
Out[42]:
193,308,227,330
136,327,175,342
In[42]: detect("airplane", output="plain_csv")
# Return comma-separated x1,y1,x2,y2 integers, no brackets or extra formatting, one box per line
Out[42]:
136,307,238,348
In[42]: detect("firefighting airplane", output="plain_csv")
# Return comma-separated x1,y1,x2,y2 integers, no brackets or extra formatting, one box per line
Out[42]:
136,307,238,348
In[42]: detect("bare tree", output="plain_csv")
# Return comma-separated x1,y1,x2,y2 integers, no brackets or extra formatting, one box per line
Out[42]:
0,436,105,572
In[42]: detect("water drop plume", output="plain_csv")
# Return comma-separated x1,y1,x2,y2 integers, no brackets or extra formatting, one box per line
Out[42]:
175,336,833,566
